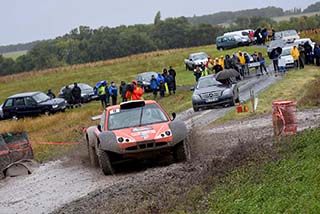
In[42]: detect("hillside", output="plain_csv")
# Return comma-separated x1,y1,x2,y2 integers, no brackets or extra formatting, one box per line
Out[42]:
0,40,41,54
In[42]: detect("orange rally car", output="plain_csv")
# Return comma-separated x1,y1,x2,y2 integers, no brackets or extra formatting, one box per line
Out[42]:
85,100,189,175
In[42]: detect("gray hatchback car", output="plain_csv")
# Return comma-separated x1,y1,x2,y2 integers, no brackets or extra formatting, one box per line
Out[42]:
192,75,239,112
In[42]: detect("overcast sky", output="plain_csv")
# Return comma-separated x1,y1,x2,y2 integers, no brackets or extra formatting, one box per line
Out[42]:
1,0,318,45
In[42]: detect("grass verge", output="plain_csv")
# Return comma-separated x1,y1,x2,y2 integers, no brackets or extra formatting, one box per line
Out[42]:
214,66,320,124
175,128,320,213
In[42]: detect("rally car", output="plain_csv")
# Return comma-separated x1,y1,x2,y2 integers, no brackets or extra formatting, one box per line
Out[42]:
85,100,189,175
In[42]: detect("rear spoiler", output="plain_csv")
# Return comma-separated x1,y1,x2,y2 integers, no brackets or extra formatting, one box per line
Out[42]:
91,114,102,121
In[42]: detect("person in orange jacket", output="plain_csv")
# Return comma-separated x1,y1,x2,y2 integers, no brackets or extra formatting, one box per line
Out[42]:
125,80,144,100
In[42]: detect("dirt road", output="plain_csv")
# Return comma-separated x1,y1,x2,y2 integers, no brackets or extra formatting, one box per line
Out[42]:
0,73,299,214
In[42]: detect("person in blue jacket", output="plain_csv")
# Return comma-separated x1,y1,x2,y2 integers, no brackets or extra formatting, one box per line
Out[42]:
156,72,165,85
109,81,118,106
150,74,158,99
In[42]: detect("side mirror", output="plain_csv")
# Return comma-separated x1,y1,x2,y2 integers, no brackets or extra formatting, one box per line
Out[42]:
97,125,102,132
171,112,176,121
190,86,195,91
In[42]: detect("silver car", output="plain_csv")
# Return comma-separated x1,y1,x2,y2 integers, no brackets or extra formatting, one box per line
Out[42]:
192,75,239,112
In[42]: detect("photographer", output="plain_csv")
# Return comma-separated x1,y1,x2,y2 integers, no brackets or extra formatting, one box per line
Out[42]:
125,80,144,100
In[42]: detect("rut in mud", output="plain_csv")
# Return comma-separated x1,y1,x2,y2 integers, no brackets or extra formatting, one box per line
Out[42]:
52,109,320,214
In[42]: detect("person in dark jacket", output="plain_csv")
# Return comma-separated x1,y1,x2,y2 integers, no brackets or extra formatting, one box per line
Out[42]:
213,59,223,74
150,75,158,99
314,44,320,66
47,89,56,99
224,54,232,69
119,81,127,102
258,52,268,75
163,73,174,95
72,82,81,107
272,49,280,73
109,81,118,106
63,85,73,106
298,44,305,69
156,73,165,85
159,80,165,98
168,66,176,94
194,66,202,82
244,53,250,76
304,41,313,65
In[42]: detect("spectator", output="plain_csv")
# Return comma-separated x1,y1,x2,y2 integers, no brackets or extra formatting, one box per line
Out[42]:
159,80,165,98
109,81,118,106
244,53,250,76
219,56,225,69
47,89,56,99
272,28,276,40
314,44,320,66
63,85,73,106
213,59,223,74
125,80,144,100
304,41,313,64
168,66,177,93
261,28,268,45
238,51,246,77
98,82,107,108
257,52,268,75
119,81,128,102
224,54,232,69
298,44,305,69
156,72,165,85
194,66,202,82
150,75,158,99
72,82,81,107
290,45,300,69
272,49,280,73
105,81,110,106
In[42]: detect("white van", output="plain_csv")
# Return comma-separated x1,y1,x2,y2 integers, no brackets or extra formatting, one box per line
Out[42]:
224,29,254,43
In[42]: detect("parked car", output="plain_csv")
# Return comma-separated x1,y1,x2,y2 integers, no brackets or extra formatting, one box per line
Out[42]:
1,92,67,119
274,30,299,43
59,83,98,103
85,100,189,175
135,71,158,92
216,35,249,51
192,75,239,112
0,104,3,119
184,52,208,70
267,39,286,58
224,29,253,44
294,38,315,52
278,45,295,68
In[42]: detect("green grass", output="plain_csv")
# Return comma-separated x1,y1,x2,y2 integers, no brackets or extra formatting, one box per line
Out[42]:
0,45,266,162
3,50,27,60
196,128,320,213
214,66,320,124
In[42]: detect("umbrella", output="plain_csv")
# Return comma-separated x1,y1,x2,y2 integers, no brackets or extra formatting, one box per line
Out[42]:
215,69,240,80
269,47,283,59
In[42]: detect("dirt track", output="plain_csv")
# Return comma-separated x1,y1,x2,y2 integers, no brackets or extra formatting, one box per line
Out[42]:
0,72,318,214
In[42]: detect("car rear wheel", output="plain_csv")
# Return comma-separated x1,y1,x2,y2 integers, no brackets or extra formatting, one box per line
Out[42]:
98,148,115,175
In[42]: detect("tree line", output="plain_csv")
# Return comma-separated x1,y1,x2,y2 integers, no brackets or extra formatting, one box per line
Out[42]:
1,12,320,76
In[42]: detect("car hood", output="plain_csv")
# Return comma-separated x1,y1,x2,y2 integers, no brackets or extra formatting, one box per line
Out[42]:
39,98,65,105
194,85,228,95
112,122,171,143
193,59,207,65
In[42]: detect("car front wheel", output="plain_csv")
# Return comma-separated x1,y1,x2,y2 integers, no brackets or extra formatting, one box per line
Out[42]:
98,148,115,175
173,140,190,162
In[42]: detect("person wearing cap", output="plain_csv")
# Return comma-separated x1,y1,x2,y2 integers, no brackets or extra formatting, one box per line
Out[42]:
109,81,118,105
125,80,144,100
290,45,300,69
47,89,56,99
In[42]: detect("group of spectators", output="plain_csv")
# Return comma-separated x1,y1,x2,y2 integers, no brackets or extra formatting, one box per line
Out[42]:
95,66,177,108
150,66,177,99
290,43,320,69
193,51,269,82
49,82,82,108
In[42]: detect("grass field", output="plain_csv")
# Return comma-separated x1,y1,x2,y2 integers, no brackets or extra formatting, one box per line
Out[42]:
2,50,27,60
180,127,320,213
272,12,320,22
0,45,266,162
214,66,320,124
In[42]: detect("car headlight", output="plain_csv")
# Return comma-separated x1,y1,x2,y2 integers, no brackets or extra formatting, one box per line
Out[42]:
117,136,135,143
156,130,172,139
81,93,86,97
222,89,233,96
52,105,59,109
192,94,201,101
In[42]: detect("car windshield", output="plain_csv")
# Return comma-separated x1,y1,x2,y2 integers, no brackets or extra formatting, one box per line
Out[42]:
108,104,168,130
197,77,222,89
281,48,291,56
137,73,156,82
79,84,92,90
283,30,297,37
32,93,50,103
269,40,284,48
191,53,207,61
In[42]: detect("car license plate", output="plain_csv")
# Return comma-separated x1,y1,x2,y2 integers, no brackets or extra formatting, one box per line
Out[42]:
206,98,218,103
